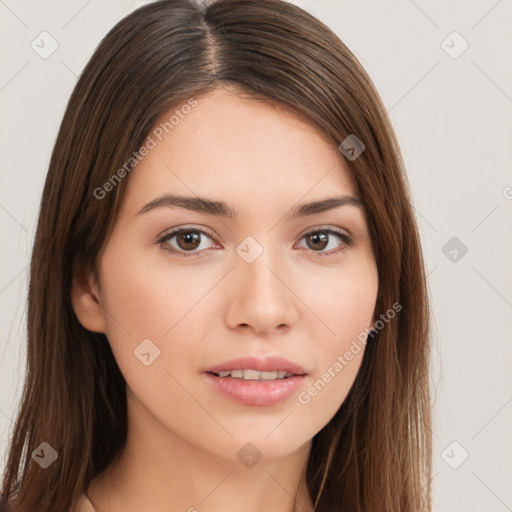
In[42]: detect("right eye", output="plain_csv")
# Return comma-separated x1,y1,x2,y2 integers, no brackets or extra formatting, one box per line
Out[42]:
157,226,219,257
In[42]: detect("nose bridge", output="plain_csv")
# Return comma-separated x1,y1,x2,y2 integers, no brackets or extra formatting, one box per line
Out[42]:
238,234,287,300
226,234,297,332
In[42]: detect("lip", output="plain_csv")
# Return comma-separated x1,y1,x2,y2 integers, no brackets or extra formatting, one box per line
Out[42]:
203,355,308,407
204,355,307,376
203,373,307,406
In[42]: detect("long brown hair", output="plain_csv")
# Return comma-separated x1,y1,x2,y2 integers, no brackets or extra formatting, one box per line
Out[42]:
1,0,432,510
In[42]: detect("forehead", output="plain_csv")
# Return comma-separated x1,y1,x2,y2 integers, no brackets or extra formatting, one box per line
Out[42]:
121,88,358,216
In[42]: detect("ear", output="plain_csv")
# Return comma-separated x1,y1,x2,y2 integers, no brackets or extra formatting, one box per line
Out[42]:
71,264,107,333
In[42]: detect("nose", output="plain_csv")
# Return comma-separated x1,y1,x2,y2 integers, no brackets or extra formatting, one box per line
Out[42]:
224,246,298,336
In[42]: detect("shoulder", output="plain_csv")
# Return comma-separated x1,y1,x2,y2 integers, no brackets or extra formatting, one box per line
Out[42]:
71,493,95,512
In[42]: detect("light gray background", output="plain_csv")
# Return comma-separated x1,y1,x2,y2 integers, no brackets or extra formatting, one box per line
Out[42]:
1,1,511,510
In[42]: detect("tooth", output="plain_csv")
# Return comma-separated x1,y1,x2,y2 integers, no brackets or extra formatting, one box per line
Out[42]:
216,369,294,380
243,369,261,380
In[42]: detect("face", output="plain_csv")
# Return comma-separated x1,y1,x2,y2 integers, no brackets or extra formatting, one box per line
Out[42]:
74,87,378,464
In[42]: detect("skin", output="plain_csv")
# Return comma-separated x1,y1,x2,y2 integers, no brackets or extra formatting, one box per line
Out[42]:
72,87,379,512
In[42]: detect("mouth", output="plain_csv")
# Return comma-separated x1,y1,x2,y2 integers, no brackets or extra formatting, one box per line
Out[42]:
204,355,307,379
206,369,299,381
202,356,308,406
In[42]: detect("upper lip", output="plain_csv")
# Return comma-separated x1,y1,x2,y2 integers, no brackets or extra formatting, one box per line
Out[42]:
205,355,307,376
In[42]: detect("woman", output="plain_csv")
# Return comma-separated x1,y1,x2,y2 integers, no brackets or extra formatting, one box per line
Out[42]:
0,0,432,510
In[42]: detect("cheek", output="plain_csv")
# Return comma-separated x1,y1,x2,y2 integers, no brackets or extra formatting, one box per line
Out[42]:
296,294,374,430
298,257,377,419
97,249,216,427
98,244,220,373
308,256,378,345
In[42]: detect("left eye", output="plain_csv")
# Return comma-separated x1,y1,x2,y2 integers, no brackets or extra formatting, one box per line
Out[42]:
157,226,352,257
296,228,353,255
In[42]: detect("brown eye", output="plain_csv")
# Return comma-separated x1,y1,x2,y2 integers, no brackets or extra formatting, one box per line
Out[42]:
296,228,353,256
157,226,352,259
157,227,217,257
175,231,201,251
304,232,329,251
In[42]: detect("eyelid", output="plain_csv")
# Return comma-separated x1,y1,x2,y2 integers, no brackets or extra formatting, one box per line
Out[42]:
297,224,353,241
158,224,217,240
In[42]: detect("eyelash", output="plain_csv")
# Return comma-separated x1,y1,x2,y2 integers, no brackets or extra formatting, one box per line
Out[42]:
156,225,353,258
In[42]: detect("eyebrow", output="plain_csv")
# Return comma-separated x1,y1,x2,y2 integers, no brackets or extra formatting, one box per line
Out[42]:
136,193,364,220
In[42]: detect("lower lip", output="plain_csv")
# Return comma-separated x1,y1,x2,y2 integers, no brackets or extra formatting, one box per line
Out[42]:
203,373,307,406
